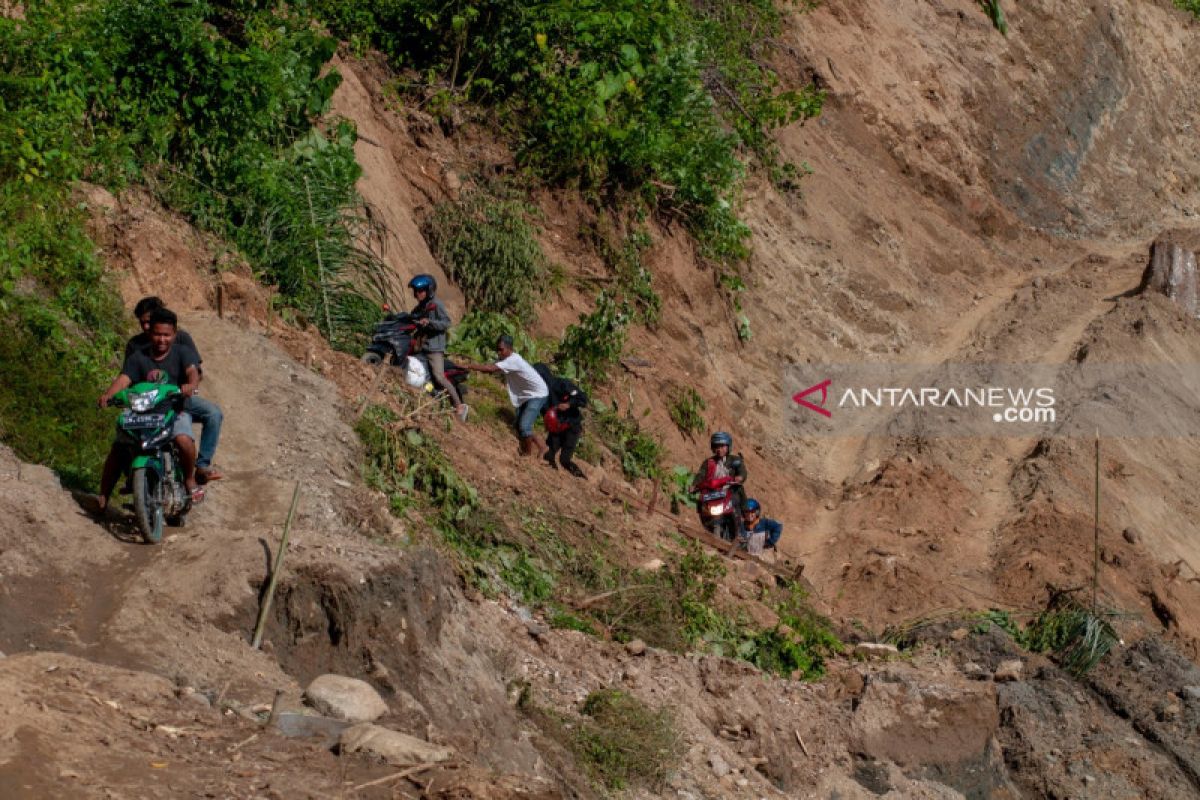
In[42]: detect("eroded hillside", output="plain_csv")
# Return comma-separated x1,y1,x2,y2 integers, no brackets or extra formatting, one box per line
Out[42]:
3,0,1200,798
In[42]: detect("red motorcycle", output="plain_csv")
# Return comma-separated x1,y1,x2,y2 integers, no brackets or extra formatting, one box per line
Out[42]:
694,475,744,542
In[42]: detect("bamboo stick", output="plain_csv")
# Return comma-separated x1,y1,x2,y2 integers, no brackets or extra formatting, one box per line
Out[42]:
252,482,301,649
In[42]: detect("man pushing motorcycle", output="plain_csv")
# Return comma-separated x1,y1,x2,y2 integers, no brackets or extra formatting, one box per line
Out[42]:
96,308,204,512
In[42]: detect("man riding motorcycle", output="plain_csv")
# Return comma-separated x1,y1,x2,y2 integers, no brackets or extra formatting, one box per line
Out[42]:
690,431,748,541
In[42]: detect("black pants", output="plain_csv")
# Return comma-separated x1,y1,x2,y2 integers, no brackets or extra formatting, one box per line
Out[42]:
546,427,581,468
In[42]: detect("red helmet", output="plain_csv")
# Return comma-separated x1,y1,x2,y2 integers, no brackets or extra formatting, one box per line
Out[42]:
544,407,570,434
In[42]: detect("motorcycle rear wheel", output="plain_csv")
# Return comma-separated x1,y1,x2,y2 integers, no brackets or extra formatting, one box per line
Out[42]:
361,351,384,366
132,468,165,544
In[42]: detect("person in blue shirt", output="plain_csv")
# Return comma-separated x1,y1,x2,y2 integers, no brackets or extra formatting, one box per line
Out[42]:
742,498,783,550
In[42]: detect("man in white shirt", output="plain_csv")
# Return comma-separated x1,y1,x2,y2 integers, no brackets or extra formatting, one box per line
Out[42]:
464,335,550,456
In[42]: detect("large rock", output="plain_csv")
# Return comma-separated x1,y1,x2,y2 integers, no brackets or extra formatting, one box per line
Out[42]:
304,674,389,723
339,723,454,766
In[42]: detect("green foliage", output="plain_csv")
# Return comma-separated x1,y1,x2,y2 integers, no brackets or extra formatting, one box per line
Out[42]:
591,400,662,481
448,310,543,363
303,0,822,265
589,542,840,678
233,124,390,351
356,406,478,519
0,5,130,488
585,218,660,325
569,689,682,791
979,0,1009,34
1176,0,1200,17
667,387,707,438
15,0,385,351
554,291,630,385
549,608,597,635
424,189,551,322
666,465,697,513
978,591,1118,677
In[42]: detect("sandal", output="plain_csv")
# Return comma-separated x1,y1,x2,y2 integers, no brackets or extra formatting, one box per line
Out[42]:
196,466,224,484
189,486,206,504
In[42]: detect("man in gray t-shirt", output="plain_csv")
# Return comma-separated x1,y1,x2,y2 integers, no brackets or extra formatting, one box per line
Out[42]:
464,335,549,457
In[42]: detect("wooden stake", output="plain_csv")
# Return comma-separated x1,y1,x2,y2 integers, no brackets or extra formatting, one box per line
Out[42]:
1093,430,1100,612
252,482,301,649
266,689,285,729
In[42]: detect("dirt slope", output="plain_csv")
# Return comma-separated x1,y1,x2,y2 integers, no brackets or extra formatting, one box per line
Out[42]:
4,0,1200,796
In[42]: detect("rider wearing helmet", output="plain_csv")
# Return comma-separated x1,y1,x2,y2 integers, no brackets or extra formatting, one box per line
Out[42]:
690,430,748,511
409,274,468,422
742,498,783,549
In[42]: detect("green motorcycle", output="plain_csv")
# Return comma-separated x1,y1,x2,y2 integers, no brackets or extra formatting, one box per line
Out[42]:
108,377,192,543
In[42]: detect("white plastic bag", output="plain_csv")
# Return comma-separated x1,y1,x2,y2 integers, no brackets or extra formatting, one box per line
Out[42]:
404,356,429,388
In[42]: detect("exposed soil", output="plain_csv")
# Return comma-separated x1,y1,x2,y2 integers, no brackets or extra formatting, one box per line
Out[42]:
4,0,1200,796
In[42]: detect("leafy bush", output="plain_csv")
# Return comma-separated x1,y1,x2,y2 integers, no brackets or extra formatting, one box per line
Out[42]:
591,400,662,482
356,406,478,519
554,291,630,385
569,689,683,791
977,590,1119,677
0,6,130,488
424,189,550,322
448,310,543,363
303,0,823,264
668,387,707,438
585,218,660,325
1175,0,1200,17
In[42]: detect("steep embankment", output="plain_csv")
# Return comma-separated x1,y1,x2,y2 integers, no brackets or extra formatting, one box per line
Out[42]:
321,0,1200,653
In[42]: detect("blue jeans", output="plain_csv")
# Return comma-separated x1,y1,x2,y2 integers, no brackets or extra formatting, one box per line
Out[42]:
515,396,549,438
186,395,223,469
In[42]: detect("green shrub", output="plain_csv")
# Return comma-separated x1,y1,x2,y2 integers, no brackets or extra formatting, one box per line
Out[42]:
977,591,1119,677
570,689,683,791
555,292,630,385
586,219,660,325
591,400,662,481
302,0,823,265
667,387,707,438
356,406,478,519
0,6,129,488
54,0,382,351
448,310,542,363
1175,0,1200,17
424,189,550,322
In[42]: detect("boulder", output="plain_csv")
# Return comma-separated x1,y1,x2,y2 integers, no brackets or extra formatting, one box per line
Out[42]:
993,660,1023,682
340,723,453,767
625,639,647,656
854,642,900,660
304,675,388,723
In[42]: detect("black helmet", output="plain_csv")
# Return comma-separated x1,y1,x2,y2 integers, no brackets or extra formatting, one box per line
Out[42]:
710,431,732,449
408,274,437,295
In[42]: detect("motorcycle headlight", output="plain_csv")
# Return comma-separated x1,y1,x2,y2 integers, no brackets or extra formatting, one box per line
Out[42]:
130,391,157,412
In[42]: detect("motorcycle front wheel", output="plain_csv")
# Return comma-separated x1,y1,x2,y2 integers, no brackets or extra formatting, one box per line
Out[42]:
132,468,165,544
361,351,384,366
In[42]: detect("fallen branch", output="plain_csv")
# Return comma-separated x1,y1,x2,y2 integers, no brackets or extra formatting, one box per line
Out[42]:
794,730,810,757
350,761,443,793
575,584,656,610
